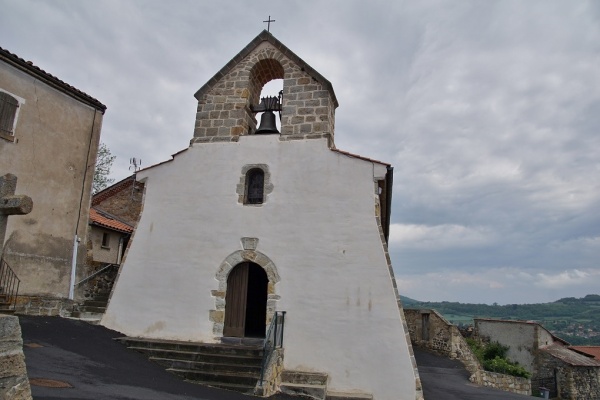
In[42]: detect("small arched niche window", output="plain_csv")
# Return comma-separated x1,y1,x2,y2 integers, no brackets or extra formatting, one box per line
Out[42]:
245,168,265,205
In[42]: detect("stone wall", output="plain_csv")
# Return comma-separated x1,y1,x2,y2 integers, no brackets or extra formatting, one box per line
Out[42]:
404,309,480,377
15,295,72,316
0,315,32,399
255,348,283,397
479,371,531,396
79,262,119,301
92,178,144,227
566,366,600,400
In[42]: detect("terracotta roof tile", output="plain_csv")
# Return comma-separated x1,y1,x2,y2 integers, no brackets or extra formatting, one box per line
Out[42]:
541,343,600,367
569,346,600,360
90,208,133,234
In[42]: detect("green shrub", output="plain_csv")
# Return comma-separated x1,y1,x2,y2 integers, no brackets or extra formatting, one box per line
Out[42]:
483,341,508,360
465,338,485,363
466,339,531,379
483,357,531,378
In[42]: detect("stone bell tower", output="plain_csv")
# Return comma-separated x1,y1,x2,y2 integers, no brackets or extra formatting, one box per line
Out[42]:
191,30,338,146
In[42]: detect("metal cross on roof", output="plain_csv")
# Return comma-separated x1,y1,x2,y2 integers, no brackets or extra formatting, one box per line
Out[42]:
263,15,275,32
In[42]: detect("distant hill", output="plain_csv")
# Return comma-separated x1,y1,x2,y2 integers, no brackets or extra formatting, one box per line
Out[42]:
404,294,600,345
400,295,421,306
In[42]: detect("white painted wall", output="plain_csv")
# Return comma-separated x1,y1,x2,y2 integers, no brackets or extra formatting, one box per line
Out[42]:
103,136,416,399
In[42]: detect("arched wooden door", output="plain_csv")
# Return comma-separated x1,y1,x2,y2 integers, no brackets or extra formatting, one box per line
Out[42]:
223,262,268,338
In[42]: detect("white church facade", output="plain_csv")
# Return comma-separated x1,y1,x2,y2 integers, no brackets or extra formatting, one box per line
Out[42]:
102,31,421,400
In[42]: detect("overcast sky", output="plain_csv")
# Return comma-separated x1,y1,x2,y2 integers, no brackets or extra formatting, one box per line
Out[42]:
2,0,599,305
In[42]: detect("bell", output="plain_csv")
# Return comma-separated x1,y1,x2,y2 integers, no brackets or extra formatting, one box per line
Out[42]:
255,110,279,134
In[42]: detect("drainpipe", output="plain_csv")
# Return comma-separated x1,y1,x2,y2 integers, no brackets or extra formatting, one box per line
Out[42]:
68,235,80,299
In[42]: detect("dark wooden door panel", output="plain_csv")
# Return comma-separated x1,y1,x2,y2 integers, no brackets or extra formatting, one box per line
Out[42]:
223,263,249,337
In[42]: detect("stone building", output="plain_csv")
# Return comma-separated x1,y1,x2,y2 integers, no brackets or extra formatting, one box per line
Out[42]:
475,318,600,399
102,31,421,399
88,175,143,266
88,208,133,265
0,47,106,315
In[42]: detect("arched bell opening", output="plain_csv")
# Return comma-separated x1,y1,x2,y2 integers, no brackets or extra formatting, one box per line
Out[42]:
223,262,269,338
248,59,284,135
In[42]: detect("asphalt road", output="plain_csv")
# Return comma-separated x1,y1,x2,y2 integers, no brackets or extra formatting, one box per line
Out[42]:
413,347,533,400
20,316,293,400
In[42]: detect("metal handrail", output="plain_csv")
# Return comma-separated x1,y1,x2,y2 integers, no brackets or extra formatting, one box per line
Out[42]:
75,263,118,287
0,258,20,310
259,311,286,385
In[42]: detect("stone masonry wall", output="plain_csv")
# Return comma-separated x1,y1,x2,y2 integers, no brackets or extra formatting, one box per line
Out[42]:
14,296,73,316
0,315,32,399
567,366,600,400
537,350,600,400
479,371,531,396
192,42,336,145
404,309,480,377
255,348,284,397
93,180,144,227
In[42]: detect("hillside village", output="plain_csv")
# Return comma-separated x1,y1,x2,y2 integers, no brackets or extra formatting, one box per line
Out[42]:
2,29,600,400
404,295,600,345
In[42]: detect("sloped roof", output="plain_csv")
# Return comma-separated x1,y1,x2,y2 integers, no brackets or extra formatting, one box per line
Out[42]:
331,148,391,166
92,175,136,206
194,30,338,108
541,343,600,367
569,346,600,360
90,208,133,234
0,46,106,113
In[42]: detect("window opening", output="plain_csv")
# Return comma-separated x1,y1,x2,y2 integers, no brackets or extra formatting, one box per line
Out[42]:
246,168,265,204
0,91,19,138
101,232,110,248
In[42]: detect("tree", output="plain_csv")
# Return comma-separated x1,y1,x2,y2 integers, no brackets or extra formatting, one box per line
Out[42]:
93,142,115,194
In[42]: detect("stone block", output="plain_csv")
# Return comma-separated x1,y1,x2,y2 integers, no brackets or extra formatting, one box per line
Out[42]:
231,126,245,136
0,353,26,379
0,317,21,342
206,128,218,137
298,92,313,100
209,310,224,323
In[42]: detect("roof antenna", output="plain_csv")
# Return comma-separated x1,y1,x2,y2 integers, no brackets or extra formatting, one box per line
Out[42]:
129,157,142,198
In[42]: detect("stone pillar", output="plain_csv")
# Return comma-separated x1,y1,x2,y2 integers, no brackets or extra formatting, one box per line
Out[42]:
0,315,32,399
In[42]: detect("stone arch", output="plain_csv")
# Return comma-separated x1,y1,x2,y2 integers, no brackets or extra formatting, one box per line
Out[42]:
248,58,285,108
210,248,281,338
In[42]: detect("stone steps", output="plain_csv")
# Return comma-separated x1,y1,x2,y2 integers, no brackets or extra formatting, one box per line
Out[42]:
280,370,329,400
117,337,264,394
70,291,111,320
